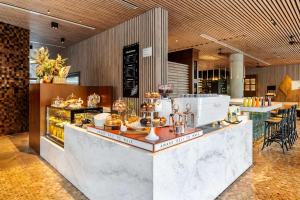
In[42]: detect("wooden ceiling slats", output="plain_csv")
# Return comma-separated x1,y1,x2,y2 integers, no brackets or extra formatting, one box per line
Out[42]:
258,0,300,55
248,0,295,58
278,0,300,51
1,0,300,66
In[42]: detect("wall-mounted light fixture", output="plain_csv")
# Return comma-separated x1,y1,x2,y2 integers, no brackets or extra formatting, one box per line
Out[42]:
60,37,65,44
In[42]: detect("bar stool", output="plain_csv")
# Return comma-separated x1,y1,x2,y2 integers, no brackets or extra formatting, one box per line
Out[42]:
290,105,298,144
262,109,289,153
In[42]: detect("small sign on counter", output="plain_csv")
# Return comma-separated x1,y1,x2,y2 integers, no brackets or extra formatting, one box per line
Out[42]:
87,126,204,152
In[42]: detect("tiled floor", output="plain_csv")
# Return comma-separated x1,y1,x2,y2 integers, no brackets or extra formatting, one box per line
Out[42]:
1,127,300,200
0,133,87,200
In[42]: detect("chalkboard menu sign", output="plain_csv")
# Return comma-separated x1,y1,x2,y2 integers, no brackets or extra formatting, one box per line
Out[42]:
123,43,139,98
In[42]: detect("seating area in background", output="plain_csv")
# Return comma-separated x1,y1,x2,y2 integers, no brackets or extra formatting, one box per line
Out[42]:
262,104,298,153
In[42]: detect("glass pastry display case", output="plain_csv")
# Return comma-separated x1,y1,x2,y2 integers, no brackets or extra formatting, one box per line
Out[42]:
46,106,103,146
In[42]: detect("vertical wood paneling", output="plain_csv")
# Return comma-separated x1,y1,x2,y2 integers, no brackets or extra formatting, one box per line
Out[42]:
168,61,189,97
63,8,168,113
247,64,300,96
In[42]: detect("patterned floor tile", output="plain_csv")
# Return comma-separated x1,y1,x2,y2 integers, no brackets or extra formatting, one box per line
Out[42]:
1,122,300,200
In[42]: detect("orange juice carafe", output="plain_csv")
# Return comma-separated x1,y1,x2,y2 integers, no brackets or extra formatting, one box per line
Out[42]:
256,97,260,107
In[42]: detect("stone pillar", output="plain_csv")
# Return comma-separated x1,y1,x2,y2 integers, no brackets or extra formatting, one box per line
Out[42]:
230,53,244,98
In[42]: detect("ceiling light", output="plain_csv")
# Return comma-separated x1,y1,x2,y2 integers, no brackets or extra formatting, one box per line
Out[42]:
0,2,96,30
270,18,277,26
200,34,271,65
30,41,65,48
115,0,138,9
51,22,59,29
175,40,178,43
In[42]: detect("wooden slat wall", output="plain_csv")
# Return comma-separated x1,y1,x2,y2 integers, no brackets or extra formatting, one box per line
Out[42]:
247,64,300,96
168,61,189,97
62,8,168,113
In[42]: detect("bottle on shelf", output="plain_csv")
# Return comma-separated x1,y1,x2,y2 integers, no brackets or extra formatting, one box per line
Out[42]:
261,97,265,107
243,98,248,107
256,97,260,107
248,97,252,107
252,97,256,107
267,97,272,106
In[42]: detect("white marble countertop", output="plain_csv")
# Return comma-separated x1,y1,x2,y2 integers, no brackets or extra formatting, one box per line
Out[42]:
240,102,282,113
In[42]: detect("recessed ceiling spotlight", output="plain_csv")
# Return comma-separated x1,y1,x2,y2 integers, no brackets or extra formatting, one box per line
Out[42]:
61,37,65,44
51,21,59,29
175,39,178,43
270,18,277,26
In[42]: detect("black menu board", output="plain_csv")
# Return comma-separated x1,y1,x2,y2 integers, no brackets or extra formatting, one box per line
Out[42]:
123,43,139,98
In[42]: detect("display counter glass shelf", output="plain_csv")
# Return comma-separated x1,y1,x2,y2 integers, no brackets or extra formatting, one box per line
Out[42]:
46,106,103,146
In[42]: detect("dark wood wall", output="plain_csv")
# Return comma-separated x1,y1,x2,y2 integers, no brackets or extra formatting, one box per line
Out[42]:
62,8,168,112
0,22,29,135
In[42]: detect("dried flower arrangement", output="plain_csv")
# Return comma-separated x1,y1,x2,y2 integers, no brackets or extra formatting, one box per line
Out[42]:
34,47,70,83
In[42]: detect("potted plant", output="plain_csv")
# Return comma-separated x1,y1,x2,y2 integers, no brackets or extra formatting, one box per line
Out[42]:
34,47,70,83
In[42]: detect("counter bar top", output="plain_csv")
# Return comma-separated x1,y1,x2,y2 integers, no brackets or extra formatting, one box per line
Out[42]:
87,126,203,152
240,102,282,113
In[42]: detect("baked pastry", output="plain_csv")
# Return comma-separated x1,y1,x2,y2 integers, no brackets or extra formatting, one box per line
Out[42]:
105,114,122,126
152,118,160,127
140,118,148,126
146,103,155,111
160,117,167,126
145,92,151,98
128,116,139,123
141,102,147,111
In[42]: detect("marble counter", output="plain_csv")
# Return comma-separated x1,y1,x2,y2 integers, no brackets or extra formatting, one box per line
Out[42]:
240,102,282,113
40,121,253,200
239,103,282,141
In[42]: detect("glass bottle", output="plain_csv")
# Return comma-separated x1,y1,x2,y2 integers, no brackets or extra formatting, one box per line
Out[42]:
256,97,260,107
183,103,195,128
243,98,248,107
248,97,252,107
